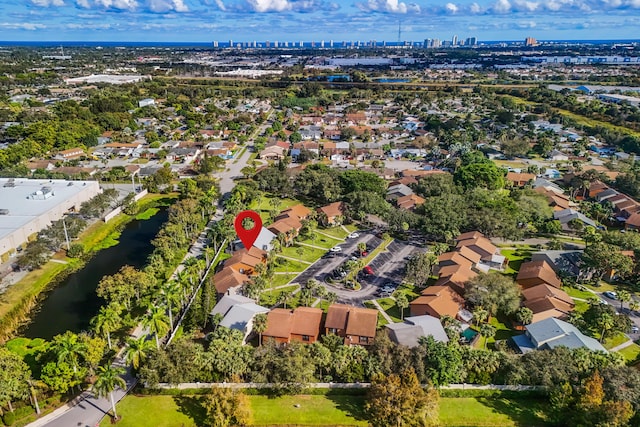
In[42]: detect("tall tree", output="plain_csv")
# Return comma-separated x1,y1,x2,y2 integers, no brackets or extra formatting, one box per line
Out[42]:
124,336,155,370
366,369,439,427
0,348,30,413
465,272,521,317
202,387,252,427
93,364,126,420
143,304,170,349
396,293,409,320
51,331,87,374
91,304,121,350
253,313,268,346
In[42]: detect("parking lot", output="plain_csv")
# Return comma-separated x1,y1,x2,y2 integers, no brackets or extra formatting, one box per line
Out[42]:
291,232,425,304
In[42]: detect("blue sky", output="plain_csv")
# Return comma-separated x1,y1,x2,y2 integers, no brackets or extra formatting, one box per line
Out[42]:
0,0,639,43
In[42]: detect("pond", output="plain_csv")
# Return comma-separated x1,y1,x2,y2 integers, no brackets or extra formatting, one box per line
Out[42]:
21,208,168,339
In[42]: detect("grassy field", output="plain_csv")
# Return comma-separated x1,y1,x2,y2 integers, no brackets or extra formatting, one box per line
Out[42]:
274,257,309,273
618,343,640,363
318,226,351,240
281,244,326,263
475,317,517,350
259,285,300,307
500,249,533,275
603,332,630,350
376,297,402,322
298,234,343,250
561,286,594,300
101,394,551,427
269,273,300,288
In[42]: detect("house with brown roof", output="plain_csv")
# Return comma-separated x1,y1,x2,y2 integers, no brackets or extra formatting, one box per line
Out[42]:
262,307,323,344
224,247,267,276
434,264,478,295
260,145,286,160
438,246,482,268
522,284,574,323
54,147,85,161
456,233,506,270
268,214,303,242
213,268,250,295
625,212,640,230
506,172,536,187
317,202,346,226
516,260,562,289
281,204,312,221
325,304,378,346
588,181,610,198
396,194,426,211
409,285,465,319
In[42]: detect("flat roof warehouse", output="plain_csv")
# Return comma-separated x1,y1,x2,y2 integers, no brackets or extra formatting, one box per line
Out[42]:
0,178,101,257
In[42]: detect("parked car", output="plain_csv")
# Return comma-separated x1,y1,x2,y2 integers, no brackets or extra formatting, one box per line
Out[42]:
348,232,360,239
330,246,342,252
362,265,374,275
603,291,617,300
632,325,639,334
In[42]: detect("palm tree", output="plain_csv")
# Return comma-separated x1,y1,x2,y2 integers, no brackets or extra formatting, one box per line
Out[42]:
479,324,496,349
143,304,170,349
630,300,640,314
277,290,292,309
160,281,182,329
91,305,120,350
93,364,126,420
124,336,154,370
253,313,268,346
52,331,87,374
597,311,615,343
395,293,409,320
472,306,489,326
515,307,534,326
618,290,631,312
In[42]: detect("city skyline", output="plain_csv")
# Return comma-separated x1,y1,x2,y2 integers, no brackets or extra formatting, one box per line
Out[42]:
1,0,639,43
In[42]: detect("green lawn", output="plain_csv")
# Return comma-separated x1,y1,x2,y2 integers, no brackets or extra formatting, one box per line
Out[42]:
500,249,532,275
274,257,309,273
561,286,594,300
267,274,299,289
249,395,368,426
281,244,326,262
376,297,403,322
584,281,617,293
475,317,517,350
259,285,300,306
318,226,351,240
603,332,630,350
396,282,420,299
250,196,300,216
298,234,342,250
102,394,551,427
439,397,550,426
573,300,589,314
618,343,640,364
99,395,200,427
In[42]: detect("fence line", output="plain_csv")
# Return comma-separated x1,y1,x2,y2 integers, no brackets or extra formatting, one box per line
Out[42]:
152,382,544,391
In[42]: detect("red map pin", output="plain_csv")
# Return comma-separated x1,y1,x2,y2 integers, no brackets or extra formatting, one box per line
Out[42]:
234,210,263,250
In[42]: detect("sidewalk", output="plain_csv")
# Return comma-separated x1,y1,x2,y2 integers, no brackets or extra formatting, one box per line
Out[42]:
368,299,394,323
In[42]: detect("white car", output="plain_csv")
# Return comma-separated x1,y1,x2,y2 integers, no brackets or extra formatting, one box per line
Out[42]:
348,232,360,239
330,246,342,252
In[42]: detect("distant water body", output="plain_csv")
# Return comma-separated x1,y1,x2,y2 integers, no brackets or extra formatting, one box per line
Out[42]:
0,39,639,48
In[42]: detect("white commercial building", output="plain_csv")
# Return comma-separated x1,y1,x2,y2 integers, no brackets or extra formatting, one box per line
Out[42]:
0,179,101,257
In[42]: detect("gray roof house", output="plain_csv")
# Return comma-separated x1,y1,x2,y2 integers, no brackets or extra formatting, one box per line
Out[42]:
211,294,269,344
531,250,584,278
254,227,276,252
385,315,449,348
553,208,597,231
386,184,414,200
512,317,606,353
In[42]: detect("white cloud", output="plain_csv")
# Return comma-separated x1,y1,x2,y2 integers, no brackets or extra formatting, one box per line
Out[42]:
493,0,511,12
94,0,138,9
246,0,291,11
469,2,482,12
30,0,65,6
513,0,539,10
0,22,47,30
445,2,458,13
356,0,420,13
149,0,189,12
76,0,90,6
215,0,227,9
